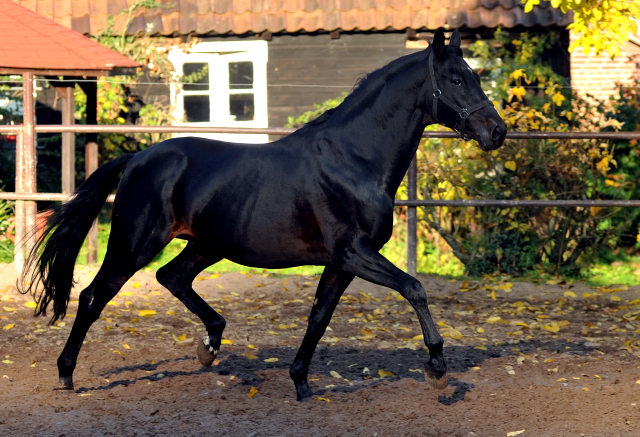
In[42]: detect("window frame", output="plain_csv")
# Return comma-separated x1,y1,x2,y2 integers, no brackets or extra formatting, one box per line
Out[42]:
169,41,268,140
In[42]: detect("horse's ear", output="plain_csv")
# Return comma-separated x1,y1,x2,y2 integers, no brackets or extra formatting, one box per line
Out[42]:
432,27,446,58
449,29,461,49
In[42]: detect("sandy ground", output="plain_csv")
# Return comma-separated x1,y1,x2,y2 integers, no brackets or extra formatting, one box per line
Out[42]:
2,262,640,436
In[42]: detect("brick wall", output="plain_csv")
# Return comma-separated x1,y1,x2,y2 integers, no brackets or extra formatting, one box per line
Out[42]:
570,31,640,101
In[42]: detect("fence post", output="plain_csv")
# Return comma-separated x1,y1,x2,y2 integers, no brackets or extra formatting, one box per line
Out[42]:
85,141,99,263
407,156,417,277
60,84,75,195
14,72,37,273
14,129,24,273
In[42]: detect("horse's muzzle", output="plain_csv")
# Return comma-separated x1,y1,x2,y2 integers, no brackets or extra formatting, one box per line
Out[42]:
476,116,507,151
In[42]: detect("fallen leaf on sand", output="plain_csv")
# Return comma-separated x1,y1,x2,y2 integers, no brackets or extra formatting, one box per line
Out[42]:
507,431,525,437
378,369,395,378
138,310,156,317
2,324,14,330
330,371,342,378
264,357,279,362
24,302,37,308
248,387,259,398
317,397,330,402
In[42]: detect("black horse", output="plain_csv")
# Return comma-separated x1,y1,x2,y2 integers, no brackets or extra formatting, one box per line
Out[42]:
21,28,505,401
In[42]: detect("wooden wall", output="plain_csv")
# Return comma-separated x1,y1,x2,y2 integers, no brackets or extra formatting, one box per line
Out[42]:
266,32,421,128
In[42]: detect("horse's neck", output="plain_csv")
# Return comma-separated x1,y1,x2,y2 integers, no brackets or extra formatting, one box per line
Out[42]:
329,58,431,195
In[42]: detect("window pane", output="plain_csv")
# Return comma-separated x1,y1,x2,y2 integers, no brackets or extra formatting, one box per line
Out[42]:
183,63,209,91
229,94,254,121
184,95,210,122
229,62,253,89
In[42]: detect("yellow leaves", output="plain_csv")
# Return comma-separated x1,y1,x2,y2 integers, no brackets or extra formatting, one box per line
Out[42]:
122,342,130,350
508,86,526,102
221,339,234,345
24,302,37,309
243,354,258,360
507,430,525,437
330,370,342,378
510,69,528,81
317,397,331,402
3,307,16,312
442,328,463,340
209,273,220,279
476,327,485,334
173,333,187,342
107,301,119,306
1,360,13,364
412,334,424,341
599,285,628,293
504,161,517,172
551,92,565,106
138,310,156,317
131,282,141,289
486,316,501,324
2,324,14,330
378,369,395,378
165,310,176,316
263,357,279,362
610,296,621,302
248,387,259,398
564,291,577,298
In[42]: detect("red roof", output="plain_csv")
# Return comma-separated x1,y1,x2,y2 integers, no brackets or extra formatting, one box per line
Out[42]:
10,0,571,37
0,0,139,73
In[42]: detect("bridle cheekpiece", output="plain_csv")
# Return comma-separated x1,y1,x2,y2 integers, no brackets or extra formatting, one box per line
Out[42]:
428,52,493,141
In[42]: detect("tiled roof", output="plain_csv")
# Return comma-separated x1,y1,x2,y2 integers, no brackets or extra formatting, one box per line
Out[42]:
10,0,571,36
0,0,139,72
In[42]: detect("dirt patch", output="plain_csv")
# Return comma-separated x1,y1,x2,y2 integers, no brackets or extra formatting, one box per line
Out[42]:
1,262,640,436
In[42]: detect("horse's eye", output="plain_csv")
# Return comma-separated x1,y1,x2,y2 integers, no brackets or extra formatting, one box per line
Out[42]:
452,78,462,86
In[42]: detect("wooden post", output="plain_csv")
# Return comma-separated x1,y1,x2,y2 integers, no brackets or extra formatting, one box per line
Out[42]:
407,156,417,277
85,142,98,263
59,83,75,195
14,72,37,273
81,78,99,264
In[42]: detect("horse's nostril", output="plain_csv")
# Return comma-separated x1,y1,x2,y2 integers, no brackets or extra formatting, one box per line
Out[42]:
491,125,502,142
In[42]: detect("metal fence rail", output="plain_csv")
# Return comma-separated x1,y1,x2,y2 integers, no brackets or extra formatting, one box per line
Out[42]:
2,123,640,275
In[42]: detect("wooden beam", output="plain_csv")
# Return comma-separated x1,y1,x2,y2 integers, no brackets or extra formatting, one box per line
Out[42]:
58,83,75,195
0,68,109,76
85,142,99,264
14,73,37,273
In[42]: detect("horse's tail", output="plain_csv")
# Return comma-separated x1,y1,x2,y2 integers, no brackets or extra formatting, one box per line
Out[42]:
20,153,135,324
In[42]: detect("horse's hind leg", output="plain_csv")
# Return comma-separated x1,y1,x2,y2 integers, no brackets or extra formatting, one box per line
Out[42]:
156,242,225,366
57,249,164,389
290,266,354,401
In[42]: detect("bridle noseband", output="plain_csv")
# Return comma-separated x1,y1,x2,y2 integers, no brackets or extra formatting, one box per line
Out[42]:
428,52,493,140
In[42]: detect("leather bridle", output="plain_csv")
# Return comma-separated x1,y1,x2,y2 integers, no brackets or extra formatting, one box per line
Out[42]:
428,52,493,140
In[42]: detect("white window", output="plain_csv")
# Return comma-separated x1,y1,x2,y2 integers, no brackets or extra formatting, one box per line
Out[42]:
170,41,268,143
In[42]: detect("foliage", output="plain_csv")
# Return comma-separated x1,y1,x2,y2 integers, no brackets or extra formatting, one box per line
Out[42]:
522,0,640,58
412,30,636,277
73,0,200,162
0,194,14,263
285,93,348,128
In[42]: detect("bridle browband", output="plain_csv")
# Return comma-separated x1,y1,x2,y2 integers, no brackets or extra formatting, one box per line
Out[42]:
428,51,493,140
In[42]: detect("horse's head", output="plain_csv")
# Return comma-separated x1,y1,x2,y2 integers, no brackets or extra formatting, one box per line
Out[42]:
425,28,506,151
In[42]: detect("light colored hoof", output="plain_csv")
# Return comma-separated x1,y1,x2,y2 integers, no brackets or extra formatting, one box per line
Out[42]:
197,335,218,367
424,369,448,389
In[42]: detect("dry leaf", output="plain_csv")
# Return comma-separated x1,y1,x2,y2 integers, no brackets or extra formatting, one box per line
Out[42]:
24,302,37,308
248,387,259,398
263,357,279,362
507,431,525,437
221,339,234,345
131,282,141,288
122,343,130,350
2,324,14,330
564,291,577,298
243,354,258,360
330,370,342,378
166,310,176,315
2,360,13,364
378,369,395,378
412,334,424,341
138,310,156,317
317,397,330,402
3,307,16,312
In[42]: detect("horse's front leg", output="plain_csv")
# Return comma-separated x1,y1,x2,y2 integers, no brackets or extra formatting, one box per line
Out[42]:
337,235,448,389
290,266,354,401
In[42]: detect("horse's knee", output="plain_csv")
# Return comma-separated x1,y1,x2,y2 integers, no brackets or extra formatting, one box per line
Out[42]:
403,277,427,304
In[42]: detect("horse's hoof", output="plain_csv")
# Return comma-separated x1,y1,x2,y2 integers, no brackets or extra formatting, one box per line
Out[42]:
54,376,74,391
423,366,448,389
197,335,218,367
